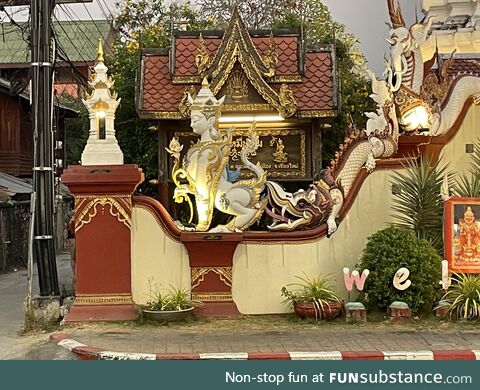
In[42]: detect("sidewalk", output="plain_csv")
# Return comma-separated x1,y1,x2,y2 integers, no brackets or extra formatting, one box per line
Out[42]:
2,253,480,360
51,318,480,360
0,253,76,360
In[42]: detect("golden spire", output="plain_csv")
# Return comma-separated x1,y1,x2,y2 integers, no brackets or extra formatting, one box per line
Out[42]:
97,38,104,63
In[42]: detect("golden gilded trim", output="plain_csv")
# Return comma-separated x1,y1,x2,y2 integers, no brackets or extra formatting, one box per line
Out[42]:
93,98,109,111
223,103,273,112
172,76,202,84
196,33,210,75
178,86,197,118
262,32,278,78
270,75,302,83
278,84,297,118
226,69,249,102
191,292,233,302
75,196,132,232
191,267,233,289
147,108,336,119
297,110,337,118
149,111,184,119
75,293,133,306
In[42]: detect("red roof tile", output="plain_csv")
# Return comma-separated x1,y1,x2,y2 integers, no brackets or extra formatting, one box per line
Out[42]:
141,50,335,114
175,38,220,77
142,55,185,112
291,52,334,111
448,59,480,78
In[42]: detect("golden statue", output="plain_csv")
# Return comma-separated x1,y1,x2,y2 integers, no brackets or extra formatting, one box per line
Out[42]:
454,206,480,264
272,138,288,163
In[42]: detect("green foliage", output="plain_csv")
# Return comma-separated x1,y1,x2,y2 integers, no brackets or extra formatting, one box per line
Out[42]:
390,157,447,251
359,227,441,314
440,274,480,320
107,1,215,194
145,282,201,311
281,273,342,316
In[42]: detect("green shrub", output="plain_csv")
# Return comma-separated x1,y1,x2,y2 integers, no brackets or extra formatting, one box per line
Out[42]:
359,227,441,313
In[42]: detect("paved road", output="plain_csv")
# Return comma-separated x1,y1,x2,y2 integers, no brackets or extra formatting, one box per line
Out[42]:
0,253,76,360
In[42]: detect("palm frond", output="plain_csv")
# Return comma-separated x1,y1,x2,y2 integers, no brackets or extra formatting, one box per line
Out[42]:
390,156,446,247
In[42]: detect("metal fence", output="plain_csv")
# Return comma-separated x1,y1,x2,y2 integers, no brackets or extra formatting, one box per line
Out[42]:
0,202,30,273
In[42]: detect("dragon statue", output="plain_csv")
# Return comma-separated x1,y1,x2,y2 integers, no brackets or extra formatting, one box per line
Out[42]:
266,72,399,235
166,78,267,232
385,0,480,135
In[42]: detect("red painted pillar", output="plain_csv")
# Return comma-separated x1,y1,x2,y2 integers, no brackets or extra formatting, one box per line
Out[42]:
61,164,144,322
181,232,242,317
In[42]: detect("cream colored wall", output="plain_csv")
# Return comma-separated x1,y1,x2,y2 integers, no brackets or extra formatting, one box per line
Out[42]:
131,207,190,305
130,104,478,312
232,168,400,314
130,169,401,312
439,104,480,175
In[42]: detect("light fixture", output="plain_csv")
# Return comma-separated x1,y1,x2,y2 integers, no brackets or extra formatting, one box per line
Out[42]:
400,104,431,132
218,114,284,123
97,110,106,119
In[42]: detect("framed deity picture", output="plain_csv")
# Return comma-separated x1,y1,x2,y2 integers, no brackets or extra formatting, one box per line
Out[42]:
444,197,480,273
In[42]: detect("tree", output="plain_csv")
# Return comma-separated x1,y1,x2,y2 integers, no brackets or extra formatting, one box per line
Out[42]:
106,1,215,194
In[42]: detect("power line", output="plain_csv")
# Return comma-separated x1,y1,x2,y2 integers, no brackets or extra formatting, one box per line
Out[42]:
81,2,113,52
56,3,104,55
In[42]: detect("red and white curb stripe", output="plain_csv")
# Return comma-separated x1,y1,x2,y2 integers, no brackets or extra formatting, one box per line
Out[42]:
50,333,480,361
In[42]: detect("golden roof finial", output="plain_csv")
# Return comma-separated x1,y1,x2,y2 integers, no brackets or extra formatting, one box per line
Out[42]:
97,38,104,63
201,77,209,88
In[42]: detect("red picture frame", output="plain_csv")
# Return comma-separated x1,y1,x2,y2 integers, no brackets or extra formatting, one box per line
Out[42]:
444,197,480,273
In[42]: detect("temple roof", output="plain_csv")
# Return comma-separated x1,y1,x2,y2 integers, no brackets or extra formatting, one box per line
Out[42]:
137,11,337,120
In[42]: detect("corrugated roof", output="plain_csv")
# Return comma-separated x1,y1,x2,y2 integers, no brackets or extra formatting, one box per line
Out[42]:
0,171,72,201
0,20,112,65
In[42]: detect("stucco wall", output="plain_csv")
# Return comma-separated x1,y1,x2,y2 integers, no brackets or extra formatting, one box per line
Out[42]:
131,207,190,305
439,104,480,175
231,168,399,314
130,168,401,312
130,104,480,313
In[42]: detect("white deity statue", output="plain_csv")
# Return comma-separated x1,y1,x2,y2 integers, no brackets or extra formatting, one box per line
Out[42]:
166,79,267,232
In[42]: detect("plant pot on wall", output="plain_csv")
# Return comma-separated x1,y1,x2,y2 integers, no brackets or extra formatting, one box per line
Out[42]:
293,301,344,320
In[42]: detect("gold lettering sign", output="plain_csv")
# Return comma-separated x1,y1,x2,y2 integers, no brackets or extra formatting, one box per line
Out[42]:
174,128,307,179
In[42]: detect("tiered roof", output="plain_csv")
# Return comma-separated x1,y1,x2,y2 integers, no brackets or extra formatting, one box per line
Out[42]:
137,9,337,120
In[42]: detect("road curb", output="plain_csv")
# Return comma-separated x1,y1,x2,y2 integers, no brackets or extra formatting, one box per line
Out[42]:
50,332,480,361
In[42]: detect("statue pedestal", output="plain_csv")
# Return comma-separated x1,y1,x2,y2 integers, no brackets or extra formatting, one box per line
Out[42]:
181,232,243,317
61,165,144,322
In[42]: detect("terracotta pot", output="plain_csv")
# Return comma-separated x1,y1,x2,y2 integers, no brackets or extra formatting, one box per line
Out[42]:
293,301,344,320
142,307,195,322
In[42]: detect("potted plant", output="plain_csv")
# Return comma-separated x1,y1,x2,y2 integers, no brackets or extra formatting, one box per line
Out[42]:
281,274,344,320
438,273,480,320
142,282,201,322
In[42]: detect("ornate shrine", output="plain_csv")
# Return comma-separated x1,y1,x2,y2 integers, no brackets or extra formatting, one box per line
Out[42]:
62,1,480,320
136,8,337,207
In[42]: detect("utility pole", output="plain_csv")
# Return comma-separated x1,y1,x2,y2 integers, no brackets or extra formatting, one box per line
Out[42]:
1,0,93,297
31,0,59,296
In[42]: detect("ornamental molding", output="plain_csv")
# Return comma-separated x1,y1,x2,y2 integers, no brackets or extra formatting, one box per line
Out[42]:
75,195,132,232
75,293,133,306
191,267,233,289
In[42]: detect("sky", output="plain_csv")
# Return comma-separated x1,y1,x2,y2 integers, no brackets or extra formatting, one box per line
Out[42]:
5,0,423,74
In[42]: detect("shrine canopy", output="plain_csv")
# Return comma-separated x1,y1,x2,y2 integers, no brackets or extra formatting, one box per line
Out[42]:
136,8,337,121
